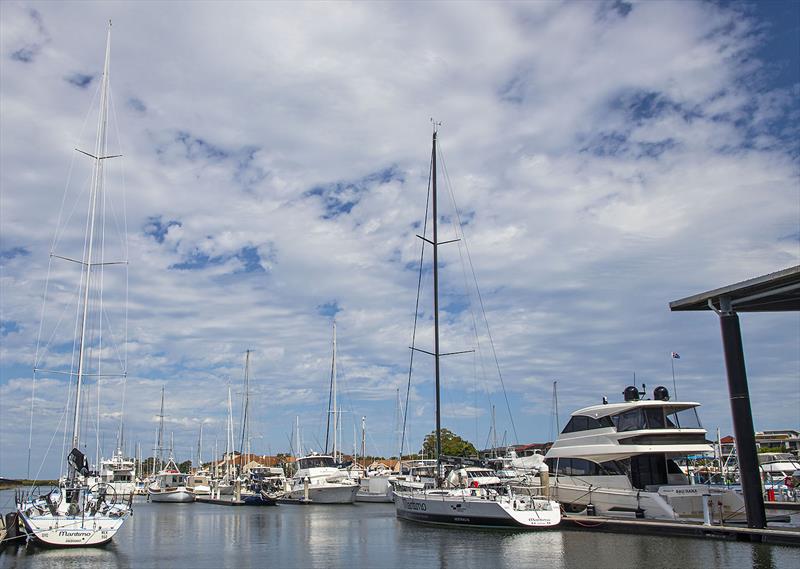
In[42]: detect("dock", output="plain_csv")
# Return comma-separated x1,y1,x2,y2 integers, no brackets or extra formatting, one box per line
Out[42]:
560,514,800,546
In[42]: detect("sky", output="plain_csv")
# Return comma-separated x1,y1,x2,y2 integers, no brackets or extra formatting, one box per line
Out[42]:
1,1,798,479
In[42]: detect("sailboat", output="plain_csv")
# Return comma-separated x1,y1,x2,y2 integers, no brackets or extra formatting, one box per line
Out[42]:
393,125,561,528
147,390,194,503
16,23,133,546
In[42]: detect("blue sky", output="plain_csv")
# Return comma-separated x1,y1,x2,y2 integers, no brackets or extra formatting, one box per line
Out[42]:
1,1,798,478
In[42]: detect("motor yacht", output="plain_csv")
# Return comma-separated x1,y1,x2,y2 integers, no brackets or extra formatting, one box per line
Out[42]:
285,454,359,503
545,385,746,521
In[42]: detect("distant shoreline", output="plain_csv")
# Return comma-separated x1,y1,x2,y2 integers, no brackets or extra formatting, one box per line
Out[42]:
0,478,59,490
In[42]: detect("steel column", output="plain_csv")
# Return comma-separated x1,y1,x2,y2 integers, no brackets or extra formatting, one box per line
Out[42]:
718,304,766,529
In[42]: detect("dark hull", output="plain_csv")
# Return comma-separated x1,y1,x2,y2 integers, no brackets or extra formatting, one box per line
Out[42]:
396,508,552,529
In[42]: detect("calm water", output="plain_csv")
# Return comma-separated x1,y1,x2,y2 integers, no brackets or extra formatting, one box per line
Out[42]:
0,490,796,568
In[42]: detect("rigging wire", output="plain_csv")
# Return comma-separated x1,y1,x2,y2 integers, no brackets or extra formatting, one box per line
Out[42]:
399,147,433,460
438,144,519,445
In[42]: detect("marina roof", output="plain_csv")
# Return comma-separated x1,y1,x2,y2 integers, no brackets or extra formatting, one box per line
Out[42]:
669,265,800,312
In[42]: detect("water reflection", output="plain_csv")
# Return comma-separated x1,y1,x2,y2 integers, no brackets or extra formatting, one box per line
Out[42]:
0,490,795,569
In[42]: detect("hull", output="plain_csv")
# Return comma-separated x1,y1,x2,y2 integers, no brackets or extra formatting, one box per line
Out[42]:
19,511,126,547
286,484,359,504
550,480,746,521
356,492,394,503
149,488,195,503
394,490,560,528
357,477,394,502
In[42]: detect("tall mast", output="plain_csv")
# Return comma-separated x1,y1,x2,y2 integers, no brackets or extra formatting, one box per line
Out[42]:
157,386,165,471
431,127,442,484
70,23,113,478
226,385,234,478
332,321,338,462
197,422,204,467
239,350,251,466
361,416,366,469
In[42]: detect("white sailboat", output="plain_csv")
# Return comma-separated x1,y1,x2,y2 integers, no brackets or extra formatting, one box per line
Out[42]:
16,23,133,546
147,394,194,503
393,126,561,528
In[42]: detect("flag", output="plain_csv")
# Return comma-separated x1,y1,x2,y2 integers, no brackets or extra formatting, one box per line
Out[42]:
671,352,680,359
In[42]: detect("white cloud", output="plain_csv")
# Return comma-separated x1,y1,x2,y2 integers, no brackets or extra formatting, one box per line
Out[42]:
1,1,798,478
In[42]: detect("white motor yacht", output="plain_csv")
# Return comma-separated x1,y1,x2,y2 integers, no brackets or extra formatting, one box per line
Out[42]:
545,385,746,521
285,454,359,504
758,452,800,484
188,468,212,496
97,448,136,498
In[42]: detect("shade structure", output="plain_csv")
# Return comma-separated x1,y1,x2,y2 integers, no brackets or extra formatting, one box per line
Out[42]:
669,264,800,531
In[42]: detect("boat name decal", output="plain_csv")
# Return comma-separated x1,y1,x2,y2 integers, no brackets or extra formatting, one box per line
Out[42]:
402,498,427,511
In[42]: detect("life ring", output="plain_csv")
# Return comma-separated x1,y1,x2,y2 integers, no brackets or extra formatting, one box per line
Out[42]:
470,480,479,488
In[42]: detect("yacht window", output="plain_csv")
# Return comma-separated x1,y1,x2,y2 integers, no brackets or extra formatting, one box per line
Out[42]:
665,408,702,429
298,456,336,469
467,470,494,478
613,408,644,432
598,460,627,475
644,408,665,429
666,459,683,474
561,415,614,434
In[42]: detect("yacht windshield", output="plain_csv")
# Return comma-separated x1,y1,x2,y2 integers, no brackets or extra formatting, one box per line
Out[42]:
665,408,702,429
467,470,495,478
613,406,702,431
298,456,335,469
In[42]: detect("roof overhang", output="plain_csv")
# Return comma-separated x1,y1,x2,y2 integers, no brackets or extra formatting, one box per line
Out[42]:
669,265,800,313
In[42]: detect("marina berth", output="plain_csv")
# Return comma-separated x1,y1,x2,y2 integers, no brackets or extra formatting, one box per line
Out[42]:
545,385,746,521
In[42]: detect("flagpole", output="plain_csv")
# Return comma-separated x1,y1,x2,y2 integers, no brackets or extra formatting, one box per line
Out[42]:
671,353,678,399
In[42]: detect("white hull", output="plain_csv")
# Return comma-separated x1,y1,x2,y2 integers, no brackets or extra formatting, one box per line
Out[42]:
551,480,746,520
287,484,359,504
19,511,127,547
394,489,560,528
149,488,194,503
356,492,394,503
190,484,211,496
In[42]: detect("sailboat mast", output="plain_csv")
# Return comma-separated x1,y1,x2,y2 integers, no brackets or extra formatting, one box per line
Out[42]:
332,321,338,462
431,128,443,484
157,386,165,471
239,350,251,466
226,386,233,477
361,416,366,469
70,24,113,468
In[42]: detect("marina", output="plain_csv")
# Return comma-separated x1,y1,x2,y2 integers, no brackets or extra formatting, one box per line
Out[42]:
1,2,799,567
